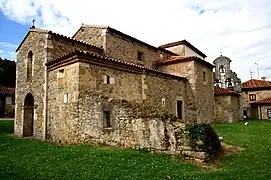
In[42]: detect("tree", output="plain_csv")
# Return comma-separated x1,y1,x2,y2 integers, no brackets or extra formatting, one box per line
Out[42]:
0,57,16,88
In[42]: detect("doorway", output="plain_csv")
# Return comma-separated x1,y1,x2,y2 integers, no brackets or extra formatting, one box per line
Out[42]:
23,93,34,137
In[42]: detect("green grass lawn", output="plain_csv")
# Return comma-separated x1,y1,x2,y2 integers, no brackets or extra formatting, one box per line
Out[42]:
1,120,271,180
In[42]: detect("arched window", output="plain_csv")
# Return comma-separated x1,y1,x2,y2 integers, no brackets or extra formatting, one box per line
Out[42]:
226,78,234,89
219,65,225,73
27,51,33,78
214,79,220,87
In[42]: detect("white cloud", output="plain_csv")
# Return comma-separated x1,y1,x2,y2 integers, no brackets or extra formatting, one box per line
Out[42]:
0,0,271,81
0,42,17,60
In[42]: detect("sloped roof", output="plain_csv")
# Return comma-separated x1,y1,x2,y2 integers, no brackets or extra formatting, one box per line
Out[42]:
251,96,271,104
72,24,178,56
214,86,240,96
156,56,215,68
159,40,207,58
16,28,103,52
242,79,271,89
0,88,15,96
46,50,187,81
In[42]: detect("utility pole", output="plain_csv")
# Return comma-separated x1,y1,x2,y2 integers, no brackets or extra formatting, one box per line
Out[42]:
254,62,259,79
250,69,255,79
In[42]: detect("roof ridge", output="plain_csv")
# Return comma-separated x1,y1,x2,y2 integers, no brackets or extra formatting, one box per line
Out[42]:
16,28,103,52
81,24,109,29
46,49,187,80
159,40,207,58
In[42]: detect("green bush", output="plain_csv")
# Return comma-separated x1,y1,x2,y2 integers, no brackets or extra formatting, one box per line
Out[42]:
186,124,221,155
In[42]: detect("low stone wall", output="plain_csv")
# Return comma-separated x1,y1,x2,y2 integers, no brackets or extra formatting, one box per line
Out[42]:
75,96,212,162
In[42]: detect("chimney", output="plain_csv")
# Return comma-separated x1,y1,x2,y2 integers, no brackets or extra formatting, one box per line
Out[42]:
261,76,266,81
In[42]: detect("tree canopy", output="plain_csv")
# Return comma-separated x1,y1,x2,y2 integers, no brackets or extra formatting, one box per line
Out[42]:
0,57,16,88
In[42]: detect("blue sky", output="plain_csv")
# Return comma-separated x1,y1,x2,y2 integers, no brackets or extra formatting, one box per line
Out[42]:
0,11,29,59
0,0,271,81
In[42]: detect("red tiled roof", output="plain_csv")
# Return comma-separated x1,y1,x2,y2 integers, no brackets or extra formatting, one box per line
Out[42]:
46,50,187,81
242,79,271,89
16,28,103,52
214,86,240,96
156,56,215,68
252,96,271,104
159,40,207,58
0,88,15,96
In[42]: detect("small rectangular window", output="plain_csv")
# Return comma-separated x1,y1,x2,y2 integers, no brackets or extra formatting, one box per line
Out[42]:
57,69,65,87
103,111,111,127
64,93,68,103
57,69,64,77
177,100,183,120
249,94,256,101
106,75,110,84
203,71,206,82
137,51,144,61
162,98,166,107
103,75,115,84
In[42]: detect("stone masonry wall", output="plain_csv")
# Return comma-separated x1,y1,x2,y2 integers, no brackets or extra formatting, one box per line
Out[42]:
78,95,190,150
15,30,103,140
242,90,271,108
194,62,214,123
47,62,80,143
214,96,231,123
259,104,271,119
48,35,102,62
73,27,105,47
214,95,242,123
46,60,195,151
242,89,271,117
105,32,162,68
15,31,47,138
158,61,214,123
231,95,243,121
78,62,187,115
73,26,173,68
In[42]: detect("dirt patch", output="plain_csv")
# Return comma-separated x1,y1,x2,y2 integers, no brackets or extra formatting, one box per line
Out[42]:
186,143,243,171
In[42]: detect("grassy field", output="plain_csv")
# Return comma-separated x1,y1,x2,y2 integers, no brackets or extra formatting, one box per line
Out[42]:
1,120,271,180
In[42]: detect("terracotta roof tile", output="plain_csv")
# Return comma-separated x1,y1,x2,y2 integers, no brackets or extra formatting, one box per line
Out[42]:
16,28,103,52
242,79,271,89
0,88,15,96
46,50,187,81
156,56,215,68
72,24,177,56
214,86,240,96
252,96,271,104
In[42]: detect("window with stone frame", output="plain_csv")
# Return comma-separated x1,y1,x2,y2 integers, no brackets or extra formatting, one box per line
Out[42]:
27,51,33,78
161,98,166,107
137,51,144,61
103,75,115,84
103,103,113,128
249,94,256,101
103,110,111,128
177,100,183,120
203,71,207,82
57,68,65,87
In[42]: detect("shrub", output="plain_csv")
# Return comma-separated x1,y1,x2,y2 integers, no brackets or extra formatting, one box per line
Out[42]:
186,124,221,156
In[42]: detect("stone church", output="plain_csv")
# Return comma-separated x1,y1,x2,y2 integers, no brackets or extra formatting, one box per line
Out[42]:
15,24,235,151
